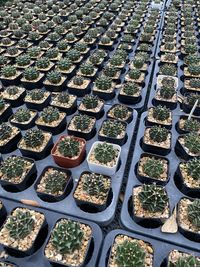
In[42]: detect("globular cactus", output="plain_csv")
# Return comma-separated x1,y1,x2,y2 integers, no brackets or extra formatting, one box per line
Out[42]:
109,55,123,67
133,56,145,69
101,120,125,138
57,92,70,104
48,32,60,41
187,199,200,228
160,64,176,76
41,106,60,124
185,54,199,66
0,123,12,141
27,47,41,58
28,89,45,101
57,40,69,51
82,95,99,109
46,48,59,59
89,54,101,65
36,57,50,69
115,240,146,267
95,76,112,91
164,42,174,51
173,255,200,267
80,63,94,76
103,66,118,77
186,93,200,107
67,49,81,62
0,55,7,66
188,64,200,76
6,46,19,56
28,31,40,41
23,129,45,148
45,169,67,194
149,126,169,143
161,77,175,88
6,86,19,95
143,157,164,178
16,55,31,67
128,69,141,80
73,114,91,131
57,58,72,71
1,65,17,78
184,119,200,132
51,219,83,254
164,53,176,62
112,105,129,120
189,78,200,89
94,142,116,164
123,82,140,96
152,105,170,121
186,158,200,180
46,71,62,84
5,209,34,239
58,137,80,158
39,41,51,49
14,108,31,123
138,184,168,213
160,86,175,99
23,67,39,81
184,133,200,154
82,173,106,196
0,156,26,180
73,75,84,86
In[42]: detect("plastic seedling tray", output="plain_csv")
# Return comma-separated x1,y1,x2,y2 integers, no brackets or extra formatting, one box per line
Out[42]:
0,197,102,267
0,105,137,226
98,229,200,267
120,112,200,252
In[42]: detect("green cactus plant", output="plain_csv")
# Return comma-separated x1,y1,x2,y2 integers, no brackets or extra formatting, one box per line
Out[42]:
23,128,45,148
73,114,91,131
111,105,129,120
46,71,62,84
82,95,99,109
23,67,39,81
57,40,69,51
94,142,117,164
73,75,84,86
80,63,95,76
44,169,67,194
128,69,141,80
138,184,168,213
160,86,175,99
164,53,176,62
0,55,7,66
185,158,200,180
103,66,118,77
0,97,5,111
0,123,12,141
115,240,146,267
16,55,31,67
6,46,19,56
152,105,170,121
149,126,169,143
46,48,59,59
184,133,200,154
101,120,125,138
187,199,200,228
6,86,19,95
51,219,83,254
186,93,200,106
57,92,70,104
132,57,145,69
41,106,60,123
160,64,176,76
0,156,26,181
185,55,199,66
122,82,140,96
183,118,200,132
95,76,112,91
161,77,175,88
143,157,164,178
5,210,34,239
188,64,200,76
82,173,106,196
27,89,45,101
36,57,50,70
189,78,200,89
1,65,17,78
58,137,80,158
57,58,72,71
13,108,31,123
170,255,200,267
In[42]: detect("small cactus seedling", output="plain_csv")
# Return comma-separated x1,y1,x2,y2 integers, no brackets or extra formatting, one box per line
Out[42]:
184,133,200,154
109,55,124,67
172,255,200,267
44,169,67,194
138,184,168,213
1,65,17,78
51,220,84,254
46,71,62,84
94,142,116,164
186,93,200,107
152,105,170,121
27,47,41,58
149,126,169,143
128,69,141,80
58,137,80,158
103,66,118,78
82,95,99,109
46,48,59,59
115,239,146,267
185,54,199,66
164,53,176,62
112,105,129,120
132,56,145,69
95,76,112,91
184,118,200,132
143,157,164,179
23,129,45,148
189,78,200,89
161,77,175,88
188,64,200,76
36,57,50,69
57,92,70,104
13,108,31,123
5,210,34,239
23,67,39,81
73,114,91,131
160,64,176,76
0,123,12,141
160,86,175,99
27,89,45,101
0,156,26,181
80,63,95,76
186,158,200,180
82,173,106,196
101,120,125,138
41,106,60,124
73,75,84,86
57,58,72,71
187,199,200,228
6,86,19,95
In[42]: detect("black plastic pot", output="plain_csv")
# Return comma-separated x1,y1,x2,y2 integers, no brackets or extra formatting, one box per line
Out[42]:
93,89,115,101
21,74,45,90
78,102,105,120
9,110,38,130
0,130,22,154
0,203,7,227
0,156,37,192
68,79,91,97
175,136,199,161
118,91,142,105
44,78,66,92
36,114,66,135
18,135,53,160
152,96,178,110
50,95,77,115
35,166,72,202
98,119,127,146
24,94,51,112
0,73,22,86
4,90,26,107
0,104,13,122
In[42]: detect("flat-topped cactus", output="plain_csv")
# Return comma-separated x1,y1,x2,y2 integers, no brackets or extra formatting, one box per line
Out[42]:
58,137,80,158
41,106,60,124
23,129,45,148
13,108,31,123
160,64,176,76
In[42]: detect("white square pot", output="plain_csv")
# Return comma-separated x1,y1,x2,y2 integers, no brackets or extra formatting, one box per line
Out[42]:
87,141,121,176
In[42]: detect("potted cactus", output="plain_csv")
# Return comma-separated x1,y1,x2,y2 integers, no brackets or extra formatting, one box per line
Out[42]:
36,57,54,72
78,62,97,79
103,65,121,83
154,85,177,109
178,198,200,242
184,78,200,93
67,49,83,64
24,89,51,111
9,107,37,130
45,218,92,267
159,64,177,77
18,128,53,160
21,67,44,89
142,126,172,155
98,119,127,146
67,114,96,140
57,40,69,53
185,63,200,78
0,207,46,257
35,106,66,135
137,153,169,185
108,235,153,267
35,166,72,202
78,94,104,119
56,58,76,77
93,76,115,100
2,86,25,107
177,116,200,134
107,104,133,123
15,54,33,69
51,135,86,168
133,184,170,227
45,47,62,61
183,93,200,116
74,171,111,212
0,97,12,122
67,75,91,97
0,65,21,86
87,141,121,175
0,122,21,153
118,82,142,104
147,105,172,128
39,40,53,51
27,47,44,59
125,69,145,83
166,250,200,267
44,70,66,92
176,132,200,160
160,53,178,64
50,92,77,114
0,155,36,191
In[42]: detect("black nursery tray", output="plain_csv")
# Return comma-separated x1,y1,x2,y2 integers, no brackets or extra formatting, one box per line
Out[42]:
0,105,138,226
120,112,200,252
0,197,102,267
98,229,200,267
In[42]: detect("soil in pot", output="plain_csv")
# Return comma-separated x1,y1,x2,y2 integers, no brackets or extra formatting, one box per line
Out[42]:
67,114,96,140
176,133,200,160
108,234,154,267
2,86,25,107
24,89,51,111
0,207,46,257
107,104,133,123
67,75,91,97
45,218,92,267
146,106,172,129
0,262,17,267
166,250,200,267
9,108,37,130
50,92,77,115
73,171,111,212
132,184,170,228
